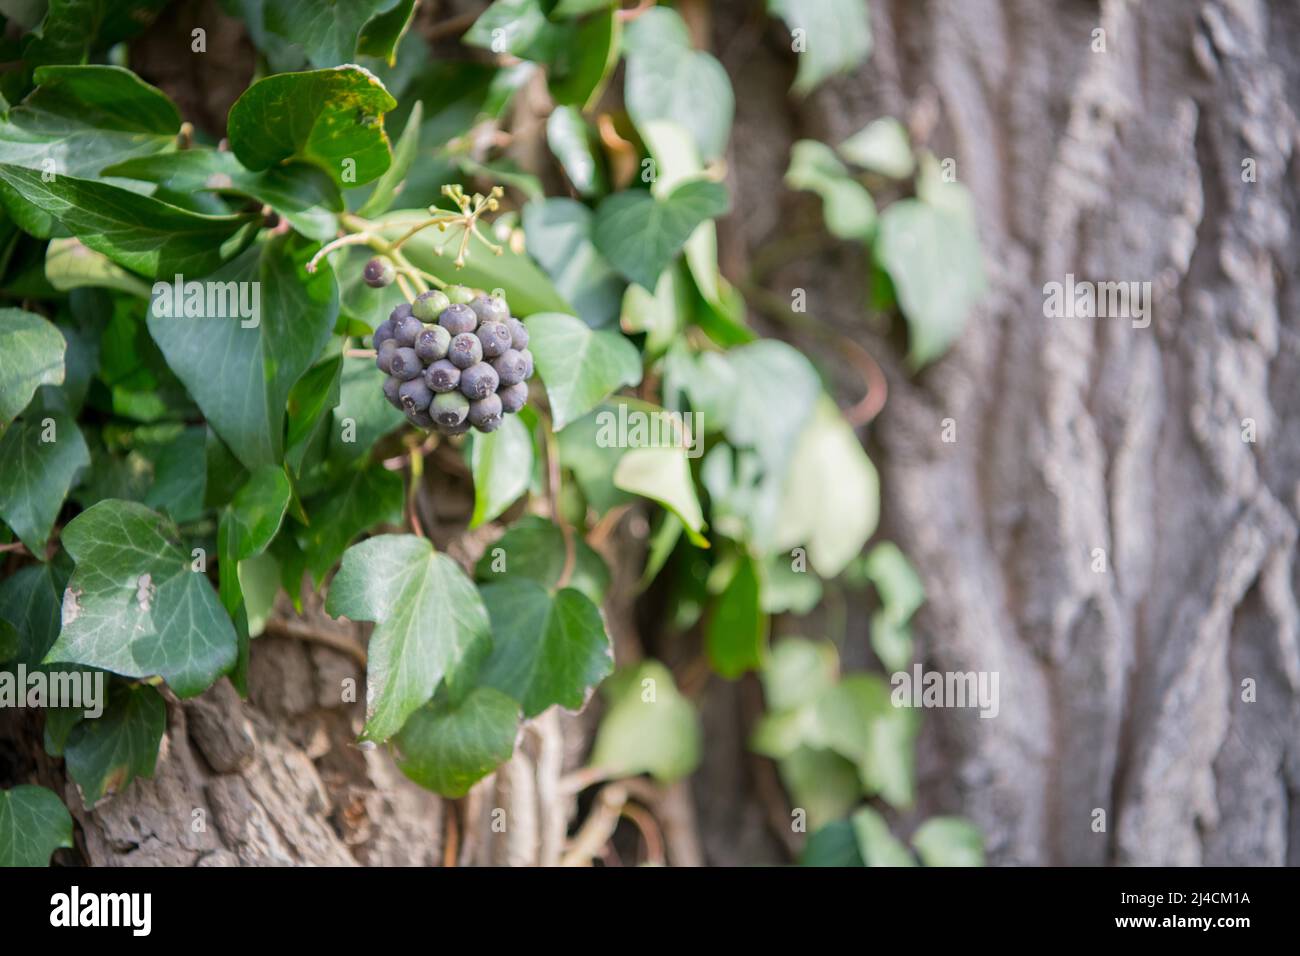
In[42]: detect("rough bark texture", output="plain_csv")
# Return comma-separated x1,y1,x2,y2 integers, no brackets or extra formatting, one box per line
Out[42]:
717,0,1300,865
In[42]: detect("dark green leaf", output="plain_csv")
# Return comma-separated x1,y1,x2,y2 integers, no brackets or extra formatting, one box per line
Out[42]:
525,312,641,430
473,515,609,605
0,308,65,424
469,414,533,528
262,0,403,68
546,106,605,197
43,500,238,697
548,8,620,111
298,464,403,585
357,0,418,64
705,555,767,678
0,560,64,665
592,179,730,290
0,411,89,553
800,819,864,867
64,682,165,806
477,577,613,718
0,785,72,866
325,534,493,741
355,100,421,217
227,466,292,560
522,198,624,328
393,687,520,797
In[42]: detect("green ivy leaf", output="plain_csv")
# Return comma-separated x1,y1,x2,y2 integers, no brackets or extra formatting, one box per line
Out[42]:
325,534,493,742
469,414,533,529
852,806,917,866
589,660,700,782
706,555,767,678
772,398,879,577
357,0,418,65
779,746,862,828
800,818,864,866
837,116,914,178
768,0,872,95
285,355,344,473
0,308,65,424
0,563,63,665
875,196,985,369
522,198,624,328
525,312,641,430
393,686,520,797
261,0,402,67
103,150,344,242
143,427,207,523
623,7,733,162
592,179,730,290
762,637,839,712
640,120,722,305
328,354,404,465
546,106,605,197
227,465,292,560
473,515,610,605
147,234,338,471
43,499,238,697
45,238,154,298
64,681,165,806
548,7,620,111
0,785,73,867
298,464,404,586
812,673,917,808
0,411,89,553
227,66,397,189
912,816,985,866
354,100,421,217
613,446,707,547
477,577,613,718
0,164,257,279
464,0,561,60
785,139,876,241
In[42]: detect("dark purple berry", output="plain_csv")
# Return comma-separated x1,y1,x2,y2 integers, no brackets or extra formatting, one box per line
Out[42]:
390,302,414,323
468,393,503,432
506,317,528,350
376,339,398,373
412,289,451,322
399,378,433,414
498,381,528,414
476,321,512,358
415,324,451,362
407,408,434,429
432,391,469,427
389,347,421,380
394,314,424,347
448,332,483,369
439,419,471,437
439,303,478,335
425,359,461,393
492,348,528,386
459,362,499,400
373,318,395,347
470,293,510,325
519,349,534,380
364,258,395,288
382,376,404,410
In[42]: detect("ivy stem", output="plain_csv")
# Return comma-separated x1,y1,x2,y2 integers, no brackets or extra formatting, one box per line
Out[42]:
406,446,426,538
541,415,575,590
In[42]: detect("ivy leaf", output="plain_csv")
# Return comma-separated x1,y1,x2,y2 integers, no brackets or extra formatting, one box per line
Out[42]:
800,819,864,867
43,500,238,697
103,150,344,242
0,308,65,424
63,681,165,806
785,139,876,241
468,414,533,529
325,534,493,742
623,7,733,161
778,746,862,828
592,180,730,290
357,0,419,64
473,515,610,605
525,312,641,430
226,465,292,560
705,555,767,678
0,411,90,553
147,234,338,471
912,817,985,867
773,399,879,577
762,637,839,713
768,0,872,95
837,117,914,178
0,785,73,867
640,120,721,305
464,0,561,60
546,106,605,197
298,464,403,585
0,563,63,665
613,446,707,547
261,0,402,66
0,620,17,661
142,426,207,523
327,355,404,465
227,66,397,189
852,806,917,867
812,673,918,808
0,164,257,279
589,660,700,782
875,196,985,368
45,238,154,298
548,8,620,111
522,198,624,328
393,687,520,798
477,577,613,718
285,354,343,473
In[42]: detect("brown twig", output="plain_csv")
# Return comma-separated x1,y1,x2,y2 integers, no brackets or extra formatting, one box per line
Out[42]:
620,800,666,866
560,783,627,866
542,419,576,589
442,805,460,868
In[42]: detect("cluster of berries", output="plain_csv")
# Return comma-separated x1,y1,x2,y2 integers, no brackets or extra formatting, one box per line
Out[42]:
373,278,533,435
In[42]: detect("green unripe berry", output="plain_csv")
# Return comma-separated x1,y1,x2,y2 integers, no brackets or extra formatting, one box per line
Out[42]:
446,285,476,305
412,289,451,322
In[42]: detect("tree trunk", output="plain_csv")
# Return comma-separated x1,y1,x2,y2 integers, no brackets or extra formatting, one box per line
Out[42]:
717,0,1300,865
